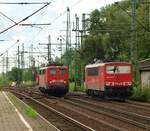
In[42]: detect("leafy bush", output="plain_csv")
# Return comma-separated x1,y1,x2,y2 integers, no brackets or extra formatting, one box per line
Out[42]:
0,75,10,87
69,82,75,91
69,82,85,92
22,81,34,87
130,86,150,102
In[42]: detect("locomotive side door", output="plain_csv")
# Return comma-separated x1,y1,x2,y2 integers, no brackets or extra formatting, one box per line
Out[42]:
39,69,46,87
99,66,104,91
86,67,99,90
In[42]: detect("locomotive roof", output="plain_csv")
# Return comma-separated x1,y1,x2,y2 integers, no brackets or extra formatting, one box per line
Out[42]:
40,66,67,70
86,63,105,68
86,62,131,68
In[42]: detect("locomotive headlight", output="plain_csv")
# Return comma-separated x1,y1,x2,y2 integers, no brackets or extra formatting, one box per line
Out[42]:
63,81,67,84
49,81,52,84
106,82,110,86
110,82,114,86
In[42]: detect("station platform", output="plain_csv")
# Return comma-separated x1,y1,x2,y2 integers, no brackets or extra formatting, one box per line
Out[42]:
0,91,59,131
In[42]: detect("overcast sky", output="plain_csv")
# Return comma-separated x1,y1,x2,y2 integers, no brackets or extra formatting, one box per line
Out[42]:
0,0,122,72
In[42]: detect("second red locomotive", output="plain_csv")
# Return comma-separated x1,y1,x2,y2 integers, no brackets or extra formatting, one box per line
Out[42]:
85,62,133,100
38,65,69,96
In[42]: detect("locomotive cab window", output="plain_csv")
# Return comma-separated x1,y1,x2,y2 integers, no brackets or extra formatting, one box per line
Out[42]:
87,67,99,76
49,69,56,75
60,69,66,75
106,66,130,74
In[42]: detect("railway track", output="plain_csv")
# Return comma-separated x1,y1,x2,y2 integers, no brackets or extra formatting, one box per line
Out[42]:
8,89,128,131
67,91,150,112
106,99,150,112
5,88,150,130
69,94,150,116
9,89,131,131
63,97,150,130
10,90,95,131
42,98,148,130
126,100,150,109
104,98,150,116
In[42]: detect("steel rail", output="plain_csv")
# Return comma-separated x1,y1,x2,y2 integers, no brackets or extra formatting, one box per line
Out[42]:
10,90,95,131
8,88,125,130
71,97,150,122
10,89,125,131
8,92,60,131
80,95,150,112
127,100,150,109
63,98,150,130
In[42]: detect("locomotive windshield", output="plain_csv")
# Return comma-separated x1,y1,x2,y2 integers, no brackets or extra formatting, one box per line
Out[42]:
106,65,130,74
49,69,56,75
60,69,66,75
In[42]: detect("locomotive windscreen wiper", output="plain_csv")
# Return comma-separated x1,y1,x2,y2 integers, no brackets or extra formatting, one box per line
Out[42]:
107,66,119,73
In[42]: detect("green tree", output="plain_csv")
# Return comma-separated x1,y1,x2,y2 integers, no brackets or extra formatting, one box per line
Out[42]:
7,67,22,81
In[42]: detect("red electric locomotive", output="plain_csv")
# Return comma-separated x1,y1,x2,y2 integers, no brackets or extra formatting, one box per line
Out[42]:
38,65,69,96
85,62,133,100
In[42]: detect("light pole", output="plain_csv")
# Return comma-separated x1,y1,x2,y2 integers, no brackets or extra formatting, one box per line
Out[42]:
59,35,68,65
57,37,63,64
115,1,138,80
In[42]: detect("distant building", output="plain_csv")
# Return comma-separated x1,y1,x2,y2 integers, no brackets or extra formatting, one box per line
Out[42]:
139,58,150,88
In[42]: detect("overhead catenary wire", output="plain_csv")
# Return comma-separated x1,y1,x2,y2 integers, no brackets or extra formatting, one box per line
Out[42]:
0,2,51,5
19,23,51,26
0,40,19,56
21,0,83,55
51,0,82,23
0,3,52,72
18,8,49,45
0,11,16,24
31,0,82,34
115,2,150,32
0,0,82,69
0,11,51,26
0,3,50,35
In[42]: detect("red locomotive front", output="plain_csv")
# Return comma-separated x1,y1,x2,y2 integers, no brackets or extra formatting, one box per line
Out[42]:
85,62,133,100
104,62,133,99
38,65,69,96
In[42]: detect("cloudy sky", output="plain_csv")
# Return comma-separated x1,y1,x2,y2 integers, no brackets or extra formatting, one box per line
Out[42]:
0,0,122,72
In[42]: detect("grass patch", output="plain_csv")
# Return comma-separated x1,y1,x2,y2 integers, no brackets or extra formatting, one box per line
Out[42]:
69,82,75,91
8,93,38,118
130,86,150,102
69,82,85,92
0,86,3,90
25,107,38,118
23,81,34,86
